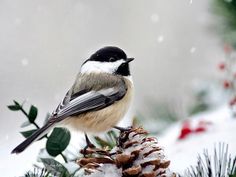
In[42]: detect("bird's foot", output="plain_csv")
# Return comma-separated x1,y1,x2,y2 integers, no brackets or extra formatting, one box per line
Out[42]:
81,134,96,157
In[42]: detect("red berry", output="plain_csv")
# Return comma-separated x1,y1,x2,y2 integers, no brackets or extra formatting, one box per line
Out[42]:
194,126,206,133
223,81,231,88
229,97,236,106
178,121,192,140
178,127,192,140
218,63,225,70
230,100,235,106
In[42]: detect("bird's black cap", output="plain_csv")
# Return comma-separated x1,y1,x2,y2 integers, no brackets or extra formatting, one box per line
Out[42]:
89,46,128,62
87,46,133,76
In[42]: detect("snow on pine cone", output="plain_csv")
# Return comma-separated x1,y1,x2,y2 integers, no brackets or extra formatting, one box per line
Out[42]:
77,127,176,177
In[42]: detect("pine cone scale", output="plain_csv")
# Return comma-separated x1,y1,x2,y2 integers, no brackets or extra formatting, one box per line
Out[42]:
77,127,176,177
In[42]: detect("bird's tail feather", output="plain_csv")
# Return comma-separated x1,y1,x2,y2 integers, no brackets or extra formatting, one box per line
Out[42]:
11,123,53,154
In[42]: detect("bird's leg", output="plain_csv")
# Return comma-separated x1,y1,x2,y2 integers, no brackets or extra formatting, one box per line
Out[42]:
85,133,95,148
113,126,132,132
113,126,133,148
82,133,95,157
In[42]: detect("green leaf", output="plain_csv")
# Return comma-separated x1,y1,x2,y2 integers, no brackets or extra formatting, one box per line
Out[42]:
7,105,21,111
20,129,37,138
28,105,38,123
7,100,21,111
107,130,117,142
94,130,117,149
13,100,20,106
41,158,69,177
189,103,209,115
46,128,71,157
94,136,113,149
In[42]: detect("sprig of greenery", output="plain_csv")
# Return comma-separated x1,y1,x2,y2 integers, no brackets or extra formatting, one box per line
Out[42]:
23,161,75,177
94,130,117,150
8,100,70,163
183,143,236,177
24,168,50,177
212,0,236,48
8,100,39,129
40,158,70,177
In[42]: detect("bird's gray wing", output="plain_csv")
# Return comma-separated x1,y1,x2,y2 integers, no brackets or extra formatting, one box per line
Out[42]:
50,80,127,122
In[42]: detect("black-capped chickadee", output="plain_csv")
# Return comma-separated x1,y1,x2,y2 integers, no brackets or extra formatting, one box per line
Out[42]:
12,46,134,154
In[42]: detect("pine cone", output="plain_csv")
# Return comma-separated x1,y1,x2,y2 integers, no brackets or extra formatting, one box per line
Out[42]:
77,127,176,177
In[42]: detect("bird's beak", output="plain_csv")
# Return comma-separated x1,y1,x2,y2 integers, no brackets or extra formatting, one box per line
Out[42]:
125,58,134,63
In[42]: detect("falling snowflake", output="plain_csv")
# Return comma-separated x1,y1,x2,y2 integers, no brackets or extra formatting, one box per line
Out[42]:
150,14,159,23
14,18,22,25
21,58,29,66
190,47,196,53
157,35,164,43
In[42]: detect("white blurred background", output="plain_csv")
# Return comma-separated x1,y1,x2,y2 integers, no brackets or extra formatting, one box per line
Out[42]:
0,0,229,176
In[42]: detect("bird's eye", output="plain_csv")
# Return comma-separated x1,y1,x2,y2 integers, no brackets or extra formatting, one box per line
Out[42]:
109,57,116,62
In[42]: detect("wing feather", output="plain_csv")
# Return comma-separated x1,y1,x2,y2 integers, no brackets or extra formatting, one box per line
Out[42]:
50,79,127,122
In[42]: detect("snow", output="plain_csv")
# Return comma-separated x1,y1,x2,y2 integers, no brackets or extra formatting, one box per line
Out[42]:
157,35,164,43
3,103,235,176
150,14,160,23
0,139,46,177
158,105,236,175
21,58,29,66
88,164,122,177
190,47,196,53
63,162,79,174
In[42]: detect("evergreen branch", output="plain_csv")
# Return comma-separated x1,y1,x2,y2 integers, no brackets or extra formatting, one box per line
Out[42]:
183,143,236,177
211,0,236,47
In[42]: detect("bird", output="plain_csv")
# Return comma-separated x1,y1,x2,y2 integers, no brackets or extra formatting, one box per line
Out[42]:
11,46,134,154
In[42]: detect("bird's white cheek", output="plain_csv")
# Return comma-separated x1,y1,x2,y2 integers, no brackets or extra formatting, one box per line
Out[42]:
80,60,124,74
